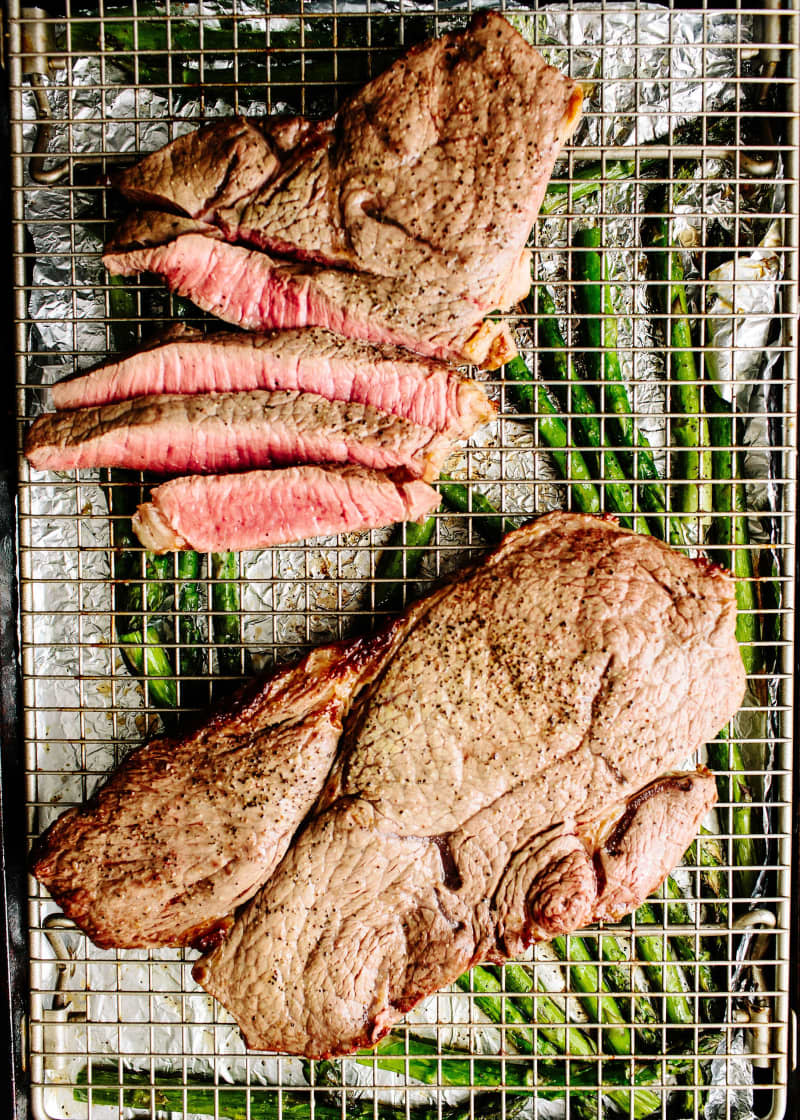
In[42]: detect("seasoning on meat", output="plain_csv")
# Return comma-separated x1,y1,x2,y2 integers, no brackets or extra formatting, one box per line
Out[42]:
32,514,744,1055
193,514,744,1056
105,12,582,368
30,636,395,949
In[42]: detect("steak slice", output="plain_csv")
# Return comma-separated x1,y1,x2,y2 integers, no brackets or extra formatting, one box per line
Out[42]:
132,466,441,553
51,326,493,438
103,230,518,368
193,513,744,1056
25,389,452,480
109,13,581,366
30,635,393,949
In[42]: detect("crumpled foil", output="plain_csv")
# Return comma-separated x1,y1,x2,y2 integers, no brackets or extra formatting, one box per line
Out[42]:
20,4,785,1120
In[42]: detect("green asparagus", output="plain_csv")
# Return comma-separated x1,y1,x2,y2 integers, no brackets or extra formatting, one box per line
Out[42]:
650,218,714,531
438,474,519,543
504,354,602,515
374,515,438,609
571,229,669,513
533,286,650,533
176,549,205,686
598,932,660,1047
551,934,634,1055
211,552,249,680
635,900,695,1026
75,1065,456,1120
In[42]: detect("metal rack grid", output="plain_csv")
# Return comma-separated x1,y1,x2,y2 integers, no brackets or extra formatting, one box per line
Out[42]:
6,1,797,1118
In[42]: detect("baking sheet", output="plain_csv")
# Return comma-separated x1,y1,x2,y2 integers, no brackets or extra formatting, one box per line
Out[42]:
8,2,797,1118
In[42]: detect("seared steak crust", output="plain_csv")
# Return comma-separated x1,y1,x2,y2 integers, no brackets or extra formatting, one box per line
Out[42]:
108,13,582,366
30,635,395,949
194,514,743,1056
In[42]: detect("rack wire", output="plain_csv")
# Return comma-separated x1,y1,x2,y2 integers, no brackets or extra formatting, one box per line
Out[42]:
7,1,797,1118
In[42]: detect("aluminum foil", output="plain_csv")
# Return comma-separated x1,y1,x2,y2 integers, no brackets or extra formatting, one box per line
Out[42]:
20,5,784,1119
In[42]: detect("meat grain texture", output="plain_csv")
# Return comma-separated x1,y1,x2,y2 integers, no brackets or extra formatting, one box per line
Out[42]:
52,326,493,437
25,388,452,481
106,13,582,366
32,514,744,1055
31,637,393,948
133,465,441,553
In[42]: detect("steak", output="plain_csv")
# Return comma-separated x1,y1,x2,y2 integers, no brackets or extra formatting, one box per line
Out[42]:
51,325,493,437
107,13,582,366
31,514,743,1053
193,514,744,1056
132,466,441,553
115,115,331,228
103,229,519,368
24,389,452,480
30,636,393,949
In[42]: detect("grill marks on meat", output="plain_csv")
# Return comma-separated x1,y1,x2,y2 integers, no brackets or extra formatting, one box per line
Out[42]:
24,389,452,480
30,636,393,949
185,513,745,1057
107,13,582,366
51,326,493,438
132,466,441,553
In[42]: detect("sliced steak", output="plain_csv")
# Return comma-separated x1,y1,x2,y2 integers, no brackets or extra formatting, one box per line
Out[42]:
51,326,493,438
103,230,518,368
24,389,452,480
108,14,581,366
133,466,441,553
192,513,744,1056
30,636,393,949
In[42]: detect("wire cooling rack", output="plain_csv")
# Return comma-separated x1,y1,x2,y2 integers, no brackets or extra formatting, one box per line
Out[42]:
6,1,798,1118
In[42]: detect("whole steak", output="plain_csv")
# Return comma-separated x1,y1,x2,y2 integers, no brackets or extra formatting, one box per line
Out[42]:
107,12,582,367
193,513,744,1056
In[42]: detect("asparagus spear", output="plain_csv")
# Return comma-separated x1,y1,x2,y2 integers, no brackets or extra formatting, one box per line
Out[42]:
540,158,649,215
374,516,438,609
598,932,660,1047
211,552,249,680
504,354,602,515
176,549,206,693
634,900,695,1026
662,875,719,1020
455,967,544,1057
74,1065,452,1120
705,373,761,895
683,829,727,909
533,287,650,533
708,387,761,674
550,935,634,1055
500,965,663,1118
358,1033,534,1088
106,470,178,708
117,626,177,708
650,218,714,532
706,731,760,900
571,229,672,525
438,475,520,543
